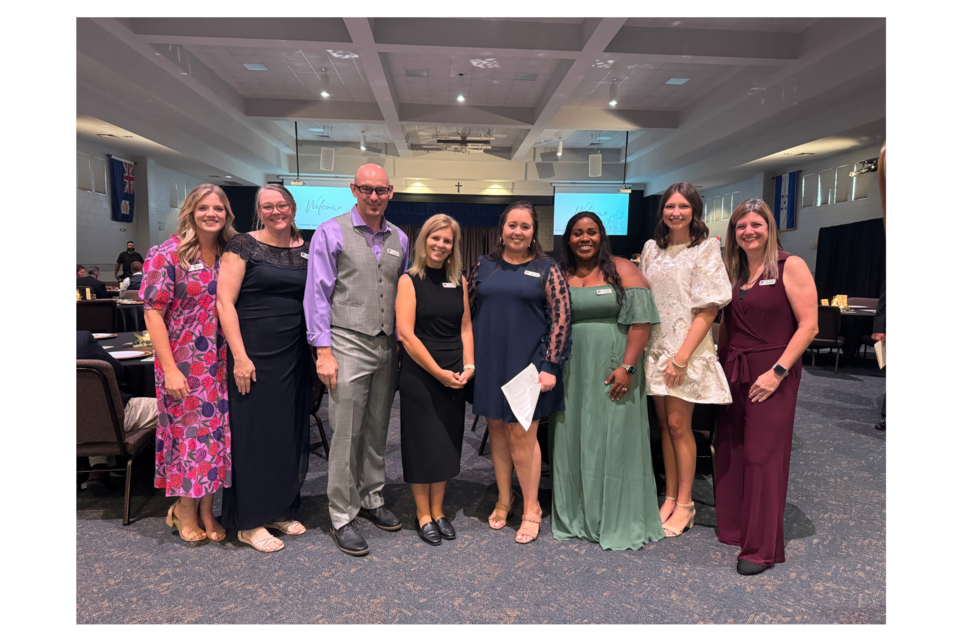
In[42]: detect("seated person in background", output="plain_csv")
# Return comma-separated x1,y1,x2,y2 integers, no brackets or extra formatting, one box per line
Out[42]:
119,261,144,294
77,265,109,299
77,330,159,475
77,265,86,278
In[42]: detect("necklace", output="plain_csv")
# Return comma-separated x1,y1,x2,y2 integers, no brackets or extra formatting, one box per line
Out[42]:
741,266,765,289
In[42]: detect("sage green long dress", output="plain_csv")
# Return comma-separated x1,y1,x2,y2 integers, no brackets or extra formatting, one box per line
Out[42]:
549,286,665,550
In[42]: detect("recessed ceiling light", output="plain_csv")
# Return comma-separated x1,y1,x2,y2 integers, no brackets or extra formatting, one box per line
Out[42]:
320,68,330,98
180,72,188,76
665,77,689,85
153,52,162,56
405,69,428,77
515,73,538,81
308,127,325,133
243,63,268,71
596,136,613,141
225,175,232,179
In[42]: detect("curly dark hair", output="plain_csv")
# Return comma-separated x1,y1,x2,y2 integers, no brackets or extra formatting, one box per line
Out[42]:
653,182,709,249
558,211,624,305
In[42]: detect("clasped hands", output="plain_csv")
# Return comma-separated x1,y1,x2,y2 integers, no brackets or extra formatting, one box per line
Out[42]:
437,368,475,389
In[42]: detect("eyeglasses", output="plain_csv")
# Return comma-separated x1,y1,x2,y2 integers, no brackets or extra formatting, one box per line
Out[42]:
354,185,392,196
260,202,291,213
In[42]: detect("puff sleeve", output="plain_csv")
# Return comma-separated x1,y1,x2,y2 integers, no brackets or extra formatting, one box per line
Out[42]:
689,238,732,311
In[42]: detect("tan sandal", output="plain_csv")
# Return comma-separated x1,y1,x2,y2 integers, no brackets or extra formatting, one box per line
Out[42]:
238,528,284,553
660,496,677,523
166,500,206,542
662,501,696,538
488,494,516,530
265,520,306,535
515,505,542,544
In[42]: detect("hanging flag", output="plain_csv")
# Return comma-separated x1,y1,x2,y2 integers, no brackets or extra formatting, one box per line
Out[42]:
773,171,799,231
109,157,136,223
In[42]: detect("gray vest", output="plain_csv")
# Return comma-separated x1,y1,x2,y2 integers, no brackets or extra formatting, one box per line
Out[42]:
330,213,405,337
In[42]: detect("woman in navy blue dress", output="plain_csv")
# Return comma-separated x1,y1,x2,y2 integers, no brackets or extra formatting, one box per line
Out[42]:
468,201,572,544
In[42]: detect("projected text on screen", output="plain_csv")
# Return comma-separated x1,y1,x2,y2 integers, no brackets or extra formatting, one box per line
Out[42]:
286,186,356,230
553,193,629,235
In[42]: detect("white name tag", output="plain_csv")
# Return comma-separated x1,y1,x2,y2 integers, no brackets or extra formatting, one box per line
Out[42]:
189,263,204,272
596,288,613,295
300,252,309,259
759,279,776,286
524,270,539,277
386,248,401,257
442,282,456,288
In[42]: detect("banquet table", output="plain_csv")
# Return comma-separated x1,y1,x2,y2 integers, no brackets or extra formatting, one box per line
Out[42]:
115,300,147,332
839,307,877,366
96,332,155,398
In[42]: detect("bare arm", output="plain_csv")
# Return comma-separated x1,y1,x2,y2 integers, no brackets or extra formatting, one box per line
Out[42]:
114,261,121,281
458,276,475,384
216,251,255,394
605,259,651,400
395,274,462,388
144,309,188,400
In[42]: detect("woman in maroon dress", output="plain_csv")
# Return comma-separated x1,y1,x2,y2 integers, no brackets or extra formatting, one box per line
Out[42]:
715,199,818,575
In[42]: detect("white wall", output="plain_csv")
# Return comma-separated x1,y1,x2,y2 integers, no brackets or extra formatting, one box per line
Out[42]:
700,172,766,244
144,158,207,249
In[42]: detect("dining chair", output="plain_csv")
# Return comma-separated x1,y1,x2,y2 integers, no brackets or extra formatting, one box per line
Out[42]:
807,305,845,372
77,299,117,333
847,297,879,309
120,290,141,301
76,359,156,525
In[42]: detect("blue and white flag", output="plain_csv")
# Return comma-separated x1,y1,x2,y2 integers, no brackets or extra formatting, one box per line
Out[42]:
773,171,798,231
109,157,136,223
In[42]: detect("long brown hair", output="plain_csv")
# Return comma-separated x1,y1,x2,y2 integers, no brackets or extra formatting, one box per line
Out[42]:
408,214,462,285
485,201,547,263
174,184,237,270
723,198,782,285
653,182,709,249
558,211,625,305
254,184,301,239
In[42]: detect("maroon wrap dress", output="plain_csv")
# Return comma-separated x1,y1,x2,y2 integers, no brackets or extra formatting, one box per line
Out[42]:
715,251,801,568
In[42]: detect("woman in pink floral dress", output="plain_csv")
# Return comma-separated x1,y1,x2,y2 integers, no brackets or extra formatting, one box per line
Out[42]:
141,184,237,543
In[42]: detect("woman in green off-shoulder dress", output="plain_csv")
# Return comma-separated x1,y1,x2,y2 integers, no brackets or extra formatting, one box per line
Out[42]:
549,212,665,550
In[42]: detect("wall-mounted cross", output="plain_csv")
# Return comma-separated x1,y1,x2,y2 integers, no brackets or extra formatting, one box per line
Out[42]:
455,182,463,193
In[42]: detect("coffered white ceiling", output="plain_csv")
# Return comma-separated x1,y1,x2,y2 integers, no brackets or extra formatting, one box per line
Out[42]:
77,17,885,194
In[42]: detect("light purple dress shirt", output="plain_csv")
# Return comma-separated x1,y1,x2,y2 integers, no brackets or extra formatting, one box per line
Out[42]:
305,205,409,347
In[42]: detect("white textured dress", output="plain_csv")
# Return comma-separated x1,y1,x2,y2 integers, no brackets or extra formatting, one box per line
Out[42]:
639,238,732,404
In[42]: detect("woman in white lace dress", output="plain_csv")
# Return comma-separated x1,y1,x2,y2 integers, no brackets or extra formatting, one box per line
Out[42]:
639,182,732,538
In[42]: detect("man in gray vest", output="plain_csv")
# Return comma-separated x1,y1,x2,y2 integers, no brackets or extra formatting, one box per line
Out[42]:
305,163,409,555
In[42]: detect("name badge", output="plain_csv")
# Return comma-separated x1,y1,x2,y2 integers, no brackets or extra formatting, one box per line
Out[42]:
759,279,776,286
386,248,401,257
596,288,613,295
442,282,456,288
524,270,539,277
189,263,204,272
300,252,309,260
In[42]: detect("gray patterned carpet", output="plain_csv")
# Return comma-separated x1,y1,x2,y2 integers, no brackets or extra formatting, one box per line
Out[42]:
77,364,885,624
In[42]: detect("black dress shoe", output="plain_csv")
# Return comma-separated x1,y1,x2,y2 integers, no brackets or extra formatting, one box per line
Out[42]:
358,506,402,531
737,559,770,575
435,516,456,540
874,419,886,431
333,521,369,556
416,519,442,546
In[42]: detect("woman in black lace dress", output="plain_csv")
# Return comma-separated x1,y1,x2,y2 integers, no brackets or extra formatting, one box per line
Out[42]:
468,201,572,544
216,184,312,553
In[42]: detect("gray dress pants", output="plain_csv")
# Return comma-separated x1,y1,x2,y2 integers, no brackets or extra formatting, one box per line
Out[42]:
326,326,398,530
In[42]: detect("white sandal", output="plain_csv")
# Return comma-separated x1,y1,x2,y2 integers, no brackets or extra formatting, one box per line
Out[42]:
265,520,306,535
238,529,285,552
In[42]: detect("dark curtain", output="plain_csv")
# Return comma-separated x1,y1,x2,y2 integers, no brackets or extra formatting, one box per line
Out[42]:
813,218,886,299
399,225,499,274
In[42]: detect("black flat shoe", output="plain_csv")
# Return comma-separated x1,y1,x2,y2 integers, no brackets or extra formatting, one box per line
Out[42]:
736,559,770,575
333,521,369,556
359,506,402,531
416,519,442,546
435,516,456,540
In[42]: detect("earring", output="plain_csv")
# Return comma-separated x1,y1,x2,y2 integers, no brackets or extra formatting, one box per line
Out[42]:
500,237,505,247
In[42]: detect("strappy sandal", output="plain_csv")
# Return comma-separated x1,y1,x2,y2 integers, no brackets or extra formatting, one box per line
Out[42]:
238,528,284,553
516,504,542,544
265,520,306,535
662,501,696,538
488,493,517,530
660,496,677,523
166,500,206,542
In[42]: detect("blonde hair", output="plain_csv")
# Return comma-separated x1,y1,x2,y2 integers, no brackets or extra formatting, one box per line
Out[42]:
408,214,462,285
175,184,237,270
254,184,301,239
723,198,781,286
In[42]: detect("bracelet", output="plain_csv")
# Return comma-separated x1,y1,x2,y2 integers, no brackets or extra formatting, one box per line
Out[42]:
463,364,476,371
671,357,688,370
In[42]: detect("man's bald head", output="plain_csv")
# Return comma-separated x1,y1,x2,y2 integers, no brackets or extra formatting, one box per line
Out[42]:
351,163,393,220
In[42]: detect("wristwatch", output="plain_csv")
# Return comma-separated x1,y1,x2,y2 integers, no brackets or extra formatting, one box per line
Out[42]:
772,364,788,377
620,363,637,375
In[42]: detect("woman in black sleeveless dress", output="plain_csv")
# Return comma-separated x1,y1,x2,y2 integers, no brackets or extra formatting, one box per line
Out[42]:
396,214,475,545
216,185,312,553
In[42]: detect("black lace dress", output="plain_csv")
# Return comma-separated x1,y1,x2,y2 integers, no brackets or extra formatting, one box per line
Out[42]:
220,233,311,530
468,256,572,422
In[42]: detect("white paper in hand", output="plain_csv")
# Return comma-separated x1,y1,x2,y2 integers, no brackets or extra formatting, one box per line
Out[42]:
500,363,541,431
875,340,885,369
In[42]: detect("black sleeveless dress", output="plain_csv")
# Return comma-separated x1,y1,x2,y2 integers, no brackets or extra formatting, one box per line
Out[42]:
220,234,311,530
399,266,466,484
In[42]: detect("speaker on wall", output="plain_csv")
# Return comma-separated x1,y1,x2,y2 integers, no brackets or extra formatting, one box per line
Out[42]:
588,153,602,178
320,147,335,171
